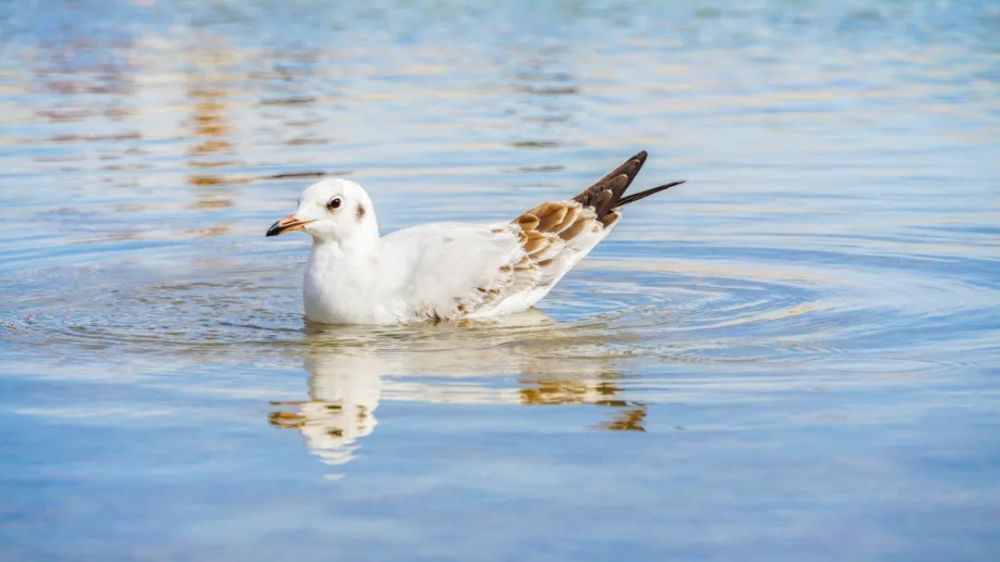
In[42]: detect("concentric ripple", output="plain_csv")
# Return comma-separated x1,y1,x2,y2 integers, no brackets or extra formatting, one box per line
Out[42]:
2,233,993,382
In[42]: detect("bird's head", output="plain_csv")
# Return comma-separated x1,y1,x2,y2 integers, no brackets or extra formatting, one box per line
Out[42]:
266,178,379,243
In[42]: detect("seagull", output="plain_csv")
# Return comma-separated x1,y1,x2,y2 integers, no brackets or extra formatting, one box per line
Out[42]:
266,151,685,324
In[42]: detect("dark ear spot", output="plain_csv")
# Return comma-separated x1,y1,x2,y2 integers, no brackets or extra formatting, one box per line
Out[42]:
355,203,366,222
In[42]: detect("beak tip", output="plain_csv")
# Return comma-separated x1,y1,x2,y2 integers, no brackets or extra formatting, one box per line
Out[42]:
266,216,312,237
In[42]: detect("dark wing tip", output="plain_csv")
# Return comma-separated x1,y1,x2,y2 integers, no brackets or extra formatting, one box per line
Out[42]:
615,180,687,208
572,151,650,217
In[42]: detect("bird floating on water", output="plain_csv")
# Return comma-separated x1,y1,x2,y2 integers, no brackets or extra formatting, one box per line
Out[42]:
266,151,685,324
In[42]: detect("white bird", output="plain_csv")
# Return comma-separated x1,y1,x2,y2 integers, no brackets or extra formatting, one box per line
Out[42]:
266,151,684,324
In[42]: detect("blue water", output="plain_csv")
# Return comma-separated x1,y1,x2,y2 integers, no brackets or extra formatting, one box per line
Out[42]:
1,1,998,560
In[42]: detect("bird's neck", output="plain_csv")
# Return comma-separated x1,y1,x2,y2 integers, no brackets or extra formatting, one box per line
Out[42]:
310,234,380,267
304,234,382,323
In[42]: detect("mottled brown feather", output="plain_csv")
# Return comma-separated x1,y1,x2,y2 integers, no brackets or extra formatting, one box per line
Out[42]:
517,213,539,230
523,233,548,254
599,211,620,227
549,206,579,234
558,216,591,241
537,206,568,231
530,202,565,221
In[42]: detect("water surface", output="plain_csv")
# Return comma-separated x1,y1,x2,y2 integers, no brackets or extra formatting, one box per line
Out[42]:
1,1,998,560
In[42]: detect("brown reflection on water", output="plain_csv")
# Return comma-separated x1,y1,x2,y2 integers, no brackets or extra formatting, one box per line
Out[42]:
181,46,248,234
186,84,238,187
183,44,251,191
518,350,648,432
270,315,647,477
519,375,647,432
599,403,648,432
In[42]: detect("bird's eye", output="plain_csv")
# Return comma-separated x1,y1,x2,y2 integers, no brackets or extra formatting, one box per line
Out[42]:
327,197,342,210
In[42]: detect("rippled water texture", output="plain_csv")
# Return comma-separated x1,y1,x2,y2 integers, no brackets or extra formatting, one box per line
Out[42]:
1,1,998,560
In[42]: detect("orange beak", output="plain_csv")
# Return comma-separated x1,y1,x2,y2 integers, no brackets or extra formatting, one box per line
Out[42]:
266,215,313,237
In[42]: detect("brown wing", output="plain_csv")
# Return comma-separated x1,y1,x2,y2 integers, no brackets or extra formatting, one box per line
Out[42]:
507,200,602,289
449,152,685,318
446,201,603,319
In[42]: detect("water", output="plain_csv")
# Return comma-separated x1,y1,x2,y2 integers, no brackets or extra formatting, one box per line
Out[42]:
1,1,998,560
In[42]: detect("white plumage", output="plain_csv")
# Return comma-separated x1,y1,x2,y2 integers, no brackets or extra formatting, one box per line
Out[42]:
266,151,684,325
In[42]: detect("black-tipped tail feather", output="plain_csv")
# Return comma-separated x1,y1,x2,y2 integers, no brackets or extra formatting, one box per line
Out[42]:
572,151,684,223
616,180,686,207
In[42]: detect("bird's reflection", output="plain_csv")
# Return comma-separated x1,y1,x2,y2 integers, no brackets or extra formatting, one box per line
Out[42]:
269,311,646,477
269,352,383,470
